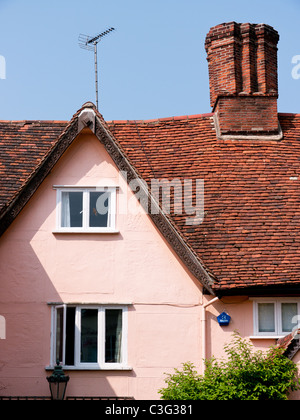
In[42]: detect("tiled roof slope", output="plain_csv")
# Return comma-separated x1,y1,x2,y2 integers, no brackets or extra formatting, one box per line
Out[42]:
108,113,300,293
1,111,300,293
0,120,68,215
277,328,300,360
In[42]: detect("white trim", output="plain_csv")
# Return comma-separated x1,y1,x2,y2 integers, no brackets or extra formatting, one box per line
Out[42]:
252,298,300,337
45,366,133,371
52,229,120,234
76,306,99,369
53,185,120,189
47,302,133,306
51,304,66,366
249,336,282,340
102,306,128,370
54,187,117,233
50,304,128,371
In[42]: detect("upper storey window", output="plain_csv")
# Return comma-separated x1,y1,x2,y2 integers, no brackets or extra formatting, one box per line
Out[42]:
55,187,117,233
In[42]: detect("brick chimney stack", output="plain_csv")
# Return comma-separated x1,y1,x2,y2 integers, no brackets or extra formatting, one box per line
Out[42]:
205,22,281,138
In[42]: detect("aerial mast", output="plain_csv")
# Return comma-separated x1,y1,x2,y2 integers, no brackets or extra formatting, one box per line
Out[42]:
79,27,115,110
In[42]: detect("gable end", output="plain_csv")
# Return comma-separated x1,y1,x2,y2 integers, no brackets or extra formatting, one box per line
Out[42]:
94,115,215,294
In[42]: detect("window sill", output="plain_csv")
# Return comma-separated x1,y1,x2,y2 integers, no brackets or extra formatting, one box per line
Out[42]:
45,365,133,371
52,229,120,234
249,335,284,340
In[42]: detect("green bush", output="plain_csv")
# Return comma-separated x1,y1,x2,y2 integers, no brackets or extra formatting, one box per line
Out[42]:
159,332,300,400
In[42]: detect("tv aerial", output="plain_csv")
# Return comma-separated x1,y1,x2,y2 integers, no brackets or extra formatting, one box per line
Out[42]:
79,27,115,110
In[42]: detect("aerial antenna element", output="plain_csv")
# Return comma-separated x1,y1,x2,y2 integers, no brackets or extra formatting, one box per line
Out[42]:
79,27,115,110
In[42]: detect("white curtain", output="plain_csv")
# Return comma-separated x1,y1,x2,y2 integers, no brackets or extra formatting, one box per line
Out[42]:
114,310,122,363
282,303,297,332
61,192,71,227
258,303,275,332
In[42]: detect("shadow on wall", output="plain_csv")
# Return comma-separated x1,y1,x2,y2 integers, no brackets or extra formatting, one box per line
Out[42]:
0,182,128,398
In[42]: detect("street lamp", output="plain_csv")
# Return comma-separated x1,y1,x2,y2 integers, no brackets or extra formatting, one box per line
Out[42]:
47,361,70,400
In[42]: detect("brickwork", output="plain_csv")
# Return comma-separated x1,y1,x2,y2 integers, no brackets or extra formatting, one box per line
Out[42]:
217,95,278,135
205,22,280,136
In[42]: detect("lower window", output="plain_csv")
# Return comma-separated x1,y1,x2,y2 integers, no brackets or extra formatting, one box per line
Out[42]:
51,305,128,369
253,299,299,337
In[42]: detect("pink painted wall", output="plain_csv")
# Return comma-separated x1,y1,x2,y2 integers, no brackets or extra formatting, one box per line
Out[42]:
204,296,276,356
204,297,300,400
0,129,297,399
0,131,204,399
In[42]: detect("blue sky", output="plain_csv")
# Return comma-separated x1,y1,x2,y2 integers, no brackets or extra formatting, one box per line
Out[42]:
0,0,299,121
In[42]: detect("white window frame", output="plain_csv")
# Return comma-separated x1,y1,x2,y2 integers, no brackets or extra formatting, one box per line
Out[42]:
50,305,128,370
54,187,117,233
252,298,300,338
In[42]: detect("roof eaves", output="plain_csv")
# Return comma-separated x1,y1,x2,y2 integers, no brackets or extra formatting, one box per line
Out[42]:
214,283,300,297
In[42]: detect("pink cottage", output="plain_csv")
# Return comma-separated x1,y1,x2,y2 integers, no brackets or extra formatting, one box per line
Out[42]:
1,22,300,400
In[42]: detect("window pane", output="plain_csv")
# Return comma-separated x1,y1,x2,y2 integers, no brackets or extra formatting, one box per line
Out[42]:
105,309,122,363
282,303,297,332
65,307,76,366
81,309,98,363
258,303,275,333
89,191,110,228
61,192,83,228
55,307,64,363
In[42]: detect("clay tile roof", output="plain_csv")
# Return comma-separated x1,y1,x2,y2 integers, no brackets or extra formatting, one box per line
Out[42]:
108,112,300,293
277,329,300,360
0,120,68,214
1,108,300,294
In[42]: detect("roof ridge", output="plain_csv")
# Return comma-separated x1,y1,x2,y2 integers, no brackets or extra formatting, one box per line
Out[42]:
0,119,69,123
107,112,214,125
